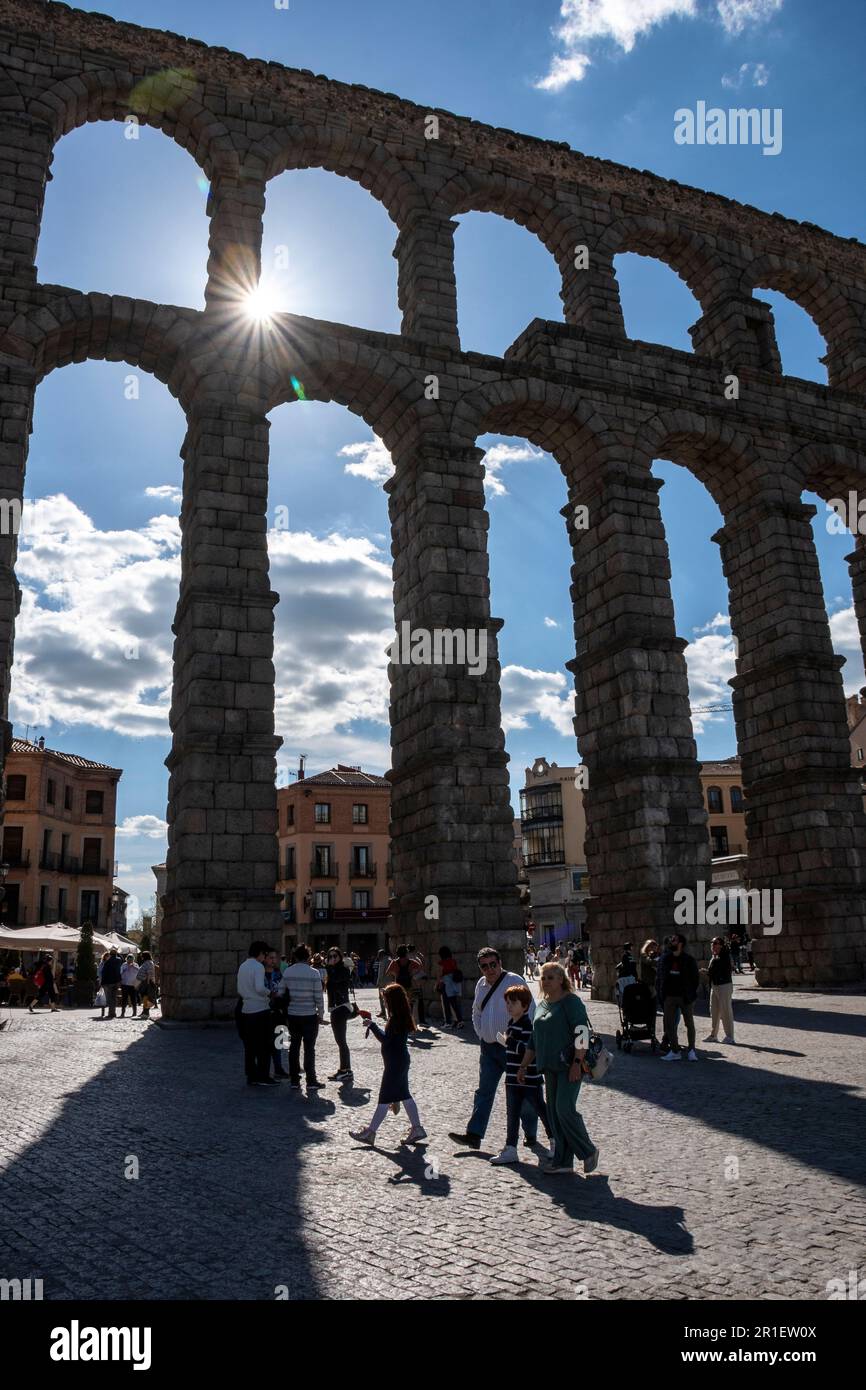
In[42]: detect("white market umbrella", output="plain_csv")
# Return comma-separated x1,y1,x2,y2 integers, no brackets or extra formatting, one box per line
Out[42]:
0,923,118,954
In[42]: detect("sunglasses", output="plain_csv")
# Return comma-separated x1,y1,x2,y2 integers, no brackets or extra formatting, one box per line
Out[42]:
479,960,499,969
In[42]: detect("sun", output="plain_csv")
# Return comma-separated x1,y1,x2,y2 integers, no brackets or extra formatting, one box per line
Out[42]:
244,283,280,323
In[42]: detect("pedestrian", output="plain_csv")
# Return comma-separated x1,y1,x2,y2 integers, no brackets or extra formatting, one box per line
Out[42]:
96,951,110,1018
639,939,660,1004
386,944,423,1027
350,983,427,1146
264,949,289,1079
280,944,325,1091
537,943,550,966
525,945,538,979
436,945,464,1028
490,984,552,1165
237,941,277,1088
448,947,542,1153
136,952,157,1019
28,953,60,1013
100,948,122,1020
658,933,700,1061
517,962,599,1176
120,955,140,1018
704,936,735,1044
325,946,355,1082
374,948,389,1017
728,930,743,974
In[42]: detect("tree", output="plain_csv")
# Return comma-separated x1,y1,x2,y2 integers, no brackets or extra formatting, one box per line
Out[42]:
76,919,97,985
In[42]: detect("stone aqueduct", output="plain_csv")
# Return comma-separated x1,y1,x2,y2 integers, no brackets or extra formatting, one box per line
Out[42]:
0,0,864,1019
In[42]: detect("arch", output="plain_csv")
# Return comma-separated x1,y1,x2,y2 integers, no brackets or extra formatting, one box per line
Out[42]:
598,215,740,316
454,378,617,469
436,168,579,273
0,291,198,396
260,124,427,227
27,68,235,179
792,442,866,514
740,254,866,364
636,410,769,516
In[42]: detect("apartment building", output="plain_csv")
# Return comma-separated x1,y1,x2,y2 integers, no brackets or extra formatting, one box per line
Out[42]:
276,764,391,958
2,737,122,930
519,754,747,947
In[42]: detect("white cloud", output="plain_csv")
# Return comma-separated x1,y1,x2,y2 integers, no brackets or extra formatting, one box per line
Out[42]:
535,0,783,90
721,59,770,88
544,616,559,628
338,435,393,484
483,442,547,497
535,0,698,89
144,485,182,506
116,814,168,839
500,664,575,738
683,614,736,733
829,604,865,696
717,0,783,37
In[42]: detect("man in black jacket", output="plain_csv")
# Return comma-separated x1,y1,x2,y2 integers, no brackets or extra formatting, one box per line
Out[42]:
101,948,123,1020
658,934,700,1061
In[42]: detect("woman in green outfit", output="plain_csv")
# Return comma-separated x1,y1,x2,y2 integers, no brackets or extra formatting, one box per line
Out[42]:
518,962,600,1176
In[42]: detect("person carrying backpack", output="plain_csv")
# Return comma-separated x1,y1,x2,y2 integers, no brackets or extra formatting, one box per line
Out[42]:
28,953,60,1013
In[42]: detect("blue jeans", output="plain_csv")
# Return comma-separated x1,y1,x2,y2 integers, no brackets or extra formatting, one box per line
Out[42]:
468,1040,539,1141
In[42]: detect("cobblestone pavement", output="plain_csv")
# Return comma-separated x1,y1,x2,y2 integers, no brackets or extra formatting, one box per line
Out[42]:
1,978,864,1301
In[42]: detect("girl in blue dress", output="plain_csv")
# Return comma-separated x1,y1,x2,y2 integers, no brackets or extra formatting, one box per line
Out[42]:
351,983,427,1146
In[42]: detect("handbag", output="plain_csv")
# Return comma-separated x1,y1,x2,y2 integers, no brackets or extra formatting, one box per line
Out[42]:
95,987,107,1007
560,1014,614,1082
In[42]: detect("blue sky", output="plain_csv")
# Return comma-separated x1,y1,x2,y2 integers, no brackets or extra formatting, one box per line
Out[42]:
13,0,865,915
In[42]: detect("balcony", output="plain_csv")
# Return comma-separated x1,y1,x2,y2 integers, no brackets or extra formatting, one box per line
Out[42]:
348,861,377,881
311,907,333,922
520,805,564,826
2,852,29,868
283,862,297,881
309,861,339,880
332,906,390,923
523,851,566,868
0,906,26,924
282,909,296,924
38,852,111,876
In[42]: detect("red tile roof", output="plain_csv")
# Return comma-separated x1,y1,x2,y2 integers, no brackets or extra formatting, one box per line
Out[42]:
10,739,121,774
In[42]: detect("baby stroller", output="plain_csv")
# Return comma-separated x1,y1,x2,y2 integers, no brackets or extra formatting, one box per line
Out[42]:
615,981,657,1054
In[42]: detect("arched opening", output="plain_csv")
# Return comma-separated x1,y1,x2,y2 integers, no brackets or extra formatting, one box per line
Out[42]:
259,169,400,332
613,254,702,353
479,430,584,944
36,122,209,307
651,458,743,859
266,399,394,960
4,359,184,945
756,289,828,383
805,486,864,707
453,213,563,356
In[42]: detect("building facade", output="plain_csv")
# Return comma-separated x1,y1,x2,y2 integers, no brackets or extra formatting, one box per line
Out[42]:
276,765,391,958
2,737,122,930
519,754,747,949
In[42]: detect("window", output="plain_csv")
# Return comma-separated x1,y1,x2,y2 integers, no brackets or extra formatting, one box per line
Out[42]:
352,846,371,874
6,774,26,800
519,785,563,824
711,826,729,856
286,804,294,826
82,837,101,872
64,784,72,811
314,802,330,824
522,825,565,867
283,891,295,922
80,890,100,925
2,826,23,865
730,786,744,812
284,846,296,878
707,786,723,814
58,887,67,922
41,828,52,863
352,803,368,824
85,790,104,815
859,749,864,763
353,890,371,910
39,885,50,923
46,778,56,805
313,845,331,875
313,889,332,919
60,833,70,869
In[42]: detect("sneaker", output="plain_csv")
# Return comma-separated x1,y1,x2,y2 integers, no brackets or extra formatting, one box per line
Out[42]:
584,1146,600,1175
402,1127,428,1144
522,1136,540,1149
350,1127,376,1145
261,1077,279,1085
540,1163,575,1175
289,1080,301,1089
306,1079,326,1089
703,1034,718,1042
328,1070,351,1081
448,1131,481,1150
661,1050,681,1062
721,1036,735,1044
490,1146,520,1165
687,1049,699,1061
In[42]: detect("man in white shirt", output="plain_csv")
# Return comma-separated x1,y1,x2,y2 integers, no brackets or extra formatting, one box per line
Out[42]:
448,946,540,1152
279,944,325,1090
237,941,277,1087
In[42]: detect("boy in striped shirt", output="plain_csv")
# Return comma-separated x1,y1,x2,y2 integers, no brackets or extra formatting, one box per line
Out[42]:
491,984,553,1165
